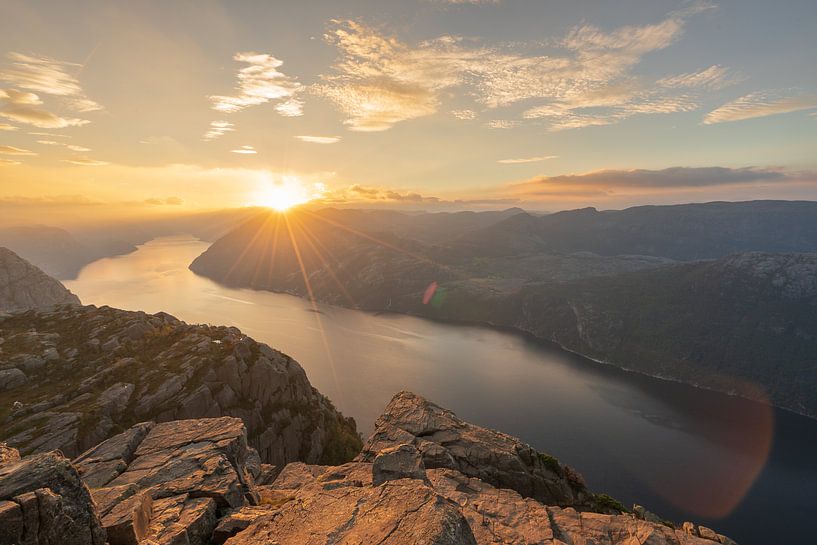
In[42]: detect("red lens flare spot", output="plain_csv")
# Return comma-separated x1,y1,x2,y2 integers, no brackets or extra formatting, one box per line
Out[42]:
423,281,438,305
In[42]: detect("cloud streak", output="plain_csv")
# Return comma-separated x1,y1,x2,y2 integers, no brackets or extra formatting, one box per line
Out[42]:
704,91,817,124
512,167,794,193
210,52,303,115
0,144,36,156
295,135,341,144
498,155,558,164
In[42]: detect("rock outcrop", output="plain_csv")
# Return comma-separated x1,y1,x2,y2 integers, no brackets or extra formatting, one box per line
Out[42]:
0,393,734,545
0,304,360,466
359,391,593,509
0,448,105,545
0,247,80,313
221,392,734,545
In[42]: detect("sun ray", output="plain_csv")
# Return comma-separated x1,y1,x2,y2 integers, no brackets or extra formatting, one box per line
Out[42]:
283,213,346,408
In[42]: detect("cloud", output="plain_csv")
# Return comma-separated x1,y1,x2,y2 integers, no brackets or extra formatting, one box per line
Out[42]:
0,88,89,128
0,145,36,155
0,158,21,165
318,7,712,132
210,52,303,115
498,155,558,164
513,167,792,193
0,52,102,111
28,131,69,138
61,156,109,166
202,120,234,141
451,109,476,120
0,123,16,131
323,184,442,204
486,120,517,129
295,135,341,144
66,144,91,152
144,196,184,206
658,65,740,90
231,145,257,154
704,91,817,124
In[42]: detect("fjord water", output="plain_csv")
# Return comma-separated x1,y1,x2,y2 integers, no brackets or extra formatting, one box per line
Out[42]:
66,236,816,545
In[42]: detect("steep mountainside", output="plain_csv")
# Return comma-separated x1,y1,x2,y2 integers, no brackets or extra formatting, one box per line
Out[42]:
0,247,80,312
454,201,817,259
0,226,136,280
0,304,360,465
0,392,735,545
346,252,817,416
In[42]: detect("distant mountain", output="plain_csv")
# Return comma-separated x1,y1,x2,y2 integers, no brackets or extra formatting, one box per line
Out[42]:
189,202,817,418
0,226,136,280
0,247,80,312
454,201,817,259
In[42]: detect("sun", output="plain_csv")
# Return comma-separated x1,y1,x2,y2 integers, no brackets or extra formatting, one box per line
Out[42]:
250,175,321,211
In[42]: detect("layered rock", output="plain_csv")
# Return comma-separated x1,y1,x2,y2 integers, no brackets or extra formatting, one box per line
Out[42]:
0,448,105,545
0,247,80,313
359,391,593,509
74,417,258,545
0,304,360,466
0,393,734,545
221,392,735,545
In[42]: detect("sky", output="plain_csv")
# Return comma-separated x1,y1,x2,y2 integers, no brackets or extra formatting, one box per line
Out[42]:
0,0,816,223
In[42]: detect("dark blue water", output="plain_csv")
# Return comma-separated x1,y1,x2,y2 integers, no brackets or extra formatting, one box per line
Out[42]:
67,236,817,545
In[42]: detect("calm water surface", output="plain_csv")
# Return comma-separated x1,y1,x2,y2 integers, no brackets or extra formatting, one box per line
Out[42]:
66,236,817,545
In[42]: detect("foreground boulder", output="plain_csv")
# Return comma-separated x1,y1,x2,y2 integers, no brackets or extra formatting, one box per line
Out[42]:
0,449,105,545
0,393,735,545
220,392,735,545
359,391,593,509
0,304,360,466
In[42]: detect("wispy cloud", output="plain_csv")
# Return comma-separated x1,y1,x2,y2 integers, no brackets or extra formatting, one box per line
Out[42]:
0,87,89,128
486,120,517,129
210,52,303,115
0,158,20,165
202,120,234,141
66,144,91,152
658,64,740,90
451,109,476,120
498,155,558,164
317,6,714,132
704,91,817,124
231,145,257,154
61,156,109,166
144,196,184,206
0,53,101,111
295,135,341,144
0,144,36,155
512,166,791,193
0,123,16,131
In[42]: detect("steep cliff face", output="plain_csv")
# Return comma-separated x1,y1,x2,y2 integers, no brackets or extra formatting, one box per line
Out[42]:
0,394,735,545
0,304,360,466
0,247,80,312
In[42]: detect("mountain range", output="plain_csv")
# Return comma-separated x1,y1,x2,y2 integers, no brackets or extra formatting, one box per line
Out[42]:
190,201,817,417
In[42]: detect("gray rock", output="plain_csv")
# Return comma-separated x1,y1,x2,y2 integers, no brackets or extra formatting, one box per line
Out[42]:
0,247,81,312
0,452,105,545
359,391,590,508
372,443,428,486
0,369,26,391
